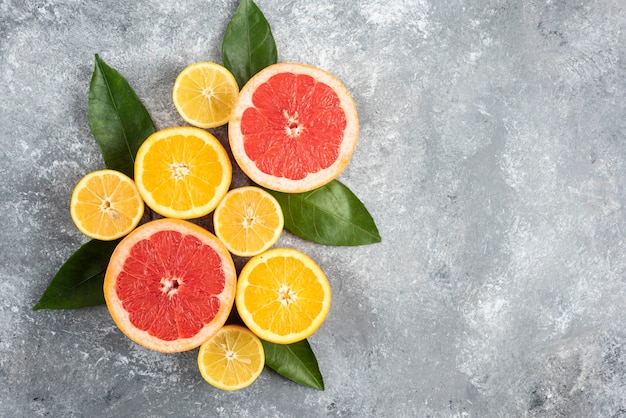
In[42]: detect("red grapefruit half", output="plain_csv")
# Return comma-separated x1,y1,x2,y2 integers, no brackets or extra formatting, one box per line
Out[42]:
228,62,359,193
103,218,236,353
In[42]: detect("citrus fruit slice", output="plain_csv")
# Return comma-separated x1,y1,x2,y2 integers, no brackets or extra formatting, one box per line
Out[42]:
197,324,265,391
134,126,232,219
213,186,284,257
172,62,239,129
104,218,237,353
229,62,360,193
70,169,144,241
235,248,332,344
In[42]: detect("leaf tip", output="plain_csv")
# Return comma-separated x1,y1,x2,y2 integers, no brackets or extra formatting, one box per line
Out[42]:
372,227,382,243
32,295,48,310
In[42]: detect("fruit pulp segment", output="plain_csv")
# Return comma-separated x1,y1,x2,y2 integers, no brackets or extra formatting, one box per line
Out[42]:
140,134,222,210
75,204,133,237
115,230,226,341
244,256,325,336
240,72,347,180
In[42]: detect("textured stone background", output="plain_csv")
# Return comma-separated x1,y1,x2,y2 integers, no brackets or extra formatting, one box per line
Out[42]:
2,0,625,416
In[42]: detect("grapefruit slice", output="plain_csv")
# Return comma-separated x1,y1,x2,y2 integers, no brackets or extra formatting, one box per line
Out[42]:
228,62,359,193
104,218,237,353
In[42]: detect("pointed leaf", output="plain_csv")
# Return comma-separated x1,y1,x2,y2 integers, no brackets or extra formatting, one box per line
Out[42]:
33,239,119,310
262,339,324,390
87,54,156,178
222,0,277,88
265,180,381,246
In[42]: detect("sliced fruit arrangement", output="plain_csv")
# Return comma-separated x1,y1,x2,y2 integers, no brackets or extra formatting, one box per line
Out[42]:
103,218,237,353
70,169,144,241
235,248,332,344
134,126,232,219
229,62,359,193
37,0,384,395
197,324,265,391
66,62,335,389
63,60,340,393
173,62,239,129
213,186,284,257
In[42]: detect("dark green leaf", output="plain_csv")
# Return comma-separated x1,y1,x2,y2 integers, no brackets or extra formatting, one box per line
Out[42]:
262,339,324,390
87,54,156,179
222,0,277,88
265,180,381,246
33,239,119,310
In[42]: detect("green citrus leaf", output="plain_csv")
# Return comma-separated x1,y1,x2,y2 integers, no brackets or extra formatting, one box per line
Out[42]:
222,0,277,88
262,339,324,390
33,239,119,310
265,180,381,246
87,54,155,179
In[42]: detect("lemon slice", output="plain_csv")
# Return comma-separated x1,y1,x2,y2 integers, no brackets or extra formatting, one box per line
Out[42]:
70,169,144,240
173,62,239,128
213,186,284,257
197,325,265,391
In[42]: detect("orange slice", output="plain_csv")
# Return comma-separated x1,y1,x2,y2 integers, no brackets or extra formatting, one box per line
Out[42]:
229,62,359,193
104,218,237,353
197,324,265,391
134,126,232,219
70,169,144,241
213,186,284,257
235,248,332,344
172,62,239,129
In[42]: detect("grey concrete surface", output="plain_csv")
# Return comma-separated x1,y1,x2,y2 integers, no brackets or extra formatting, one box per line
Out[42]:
2,0,625,416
